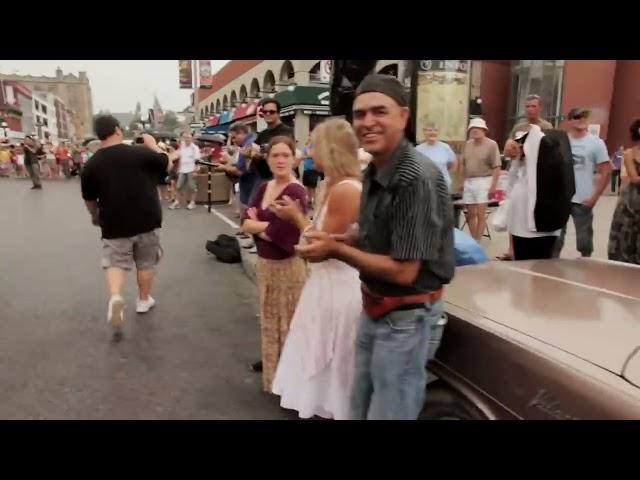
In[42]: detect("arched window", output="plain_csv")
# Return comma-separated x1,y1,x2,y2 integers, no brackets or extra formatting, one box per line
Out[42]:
279,61,295,83
263,71,276,93
378,63,399,77
222,95,229,111
309,62,321,82
215,99,221,113
239,85,248,103
250,78,260,98
230,90,238,107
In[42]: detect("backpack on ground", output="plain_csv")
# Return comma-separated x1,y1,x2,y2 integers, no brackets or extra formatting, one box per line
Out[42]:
205,234,241,263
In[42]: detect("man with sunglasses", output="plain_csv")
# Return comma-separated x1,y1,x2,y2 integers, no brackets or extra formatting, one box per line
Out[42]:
554,107,611,258
247,98,295,189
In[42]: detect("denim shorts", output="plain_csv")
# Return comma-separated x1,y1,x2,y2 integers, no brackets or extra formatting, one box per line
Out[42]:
176,172,197,193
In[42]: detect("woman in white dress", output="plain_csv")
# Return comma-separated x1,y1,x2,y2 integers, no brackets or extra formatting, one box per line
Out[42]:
271,118,363,420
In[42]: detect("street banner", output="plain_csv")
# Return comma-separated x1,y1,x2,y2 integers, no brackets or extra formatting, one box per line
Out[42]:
319,60,332,83
179,60,193,89
199,60,213,88
415,60,470,142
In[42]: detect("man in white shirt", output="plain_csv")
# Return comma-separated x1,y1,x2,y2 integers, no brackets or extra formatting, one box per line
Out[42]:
170,132,201,210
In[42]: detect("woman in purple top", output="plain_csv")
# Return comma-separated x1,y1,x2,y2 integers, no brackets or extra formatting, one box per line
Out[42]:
240,136,307,392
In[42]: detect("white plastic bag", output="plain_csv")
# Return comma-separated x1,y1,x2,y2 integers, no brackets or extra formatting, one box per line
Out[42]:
491,200,509,233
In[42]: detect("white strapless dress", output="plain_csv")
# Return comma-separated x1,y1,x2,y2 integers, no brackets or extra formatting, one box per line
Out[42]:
272,179,362,420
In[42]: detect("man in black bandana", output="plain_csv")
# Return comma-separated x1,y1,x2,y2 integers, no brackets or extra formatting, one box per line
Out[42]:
296,74,454,420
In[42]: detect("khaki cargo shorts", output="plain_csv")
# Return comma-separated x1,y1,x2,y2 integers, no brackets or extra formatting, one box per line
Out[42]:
101,230,163,271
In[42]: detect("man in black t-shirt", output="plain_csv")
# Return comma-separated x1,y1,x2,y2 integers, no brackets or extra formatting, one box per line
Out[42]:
81,115,169,335
247,98,295,184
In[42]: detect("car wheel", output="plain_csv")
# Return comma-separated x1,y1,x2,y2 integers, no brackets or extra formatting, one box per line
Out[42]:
419,382,487,420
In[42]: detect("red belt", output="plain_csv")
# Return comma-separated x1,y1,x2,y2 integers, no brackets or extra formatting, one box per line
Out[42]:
361,284,443,320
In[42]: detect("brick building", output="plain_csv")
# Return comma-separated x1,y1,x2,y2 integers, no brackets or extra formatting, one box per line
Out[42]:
1,67,93,141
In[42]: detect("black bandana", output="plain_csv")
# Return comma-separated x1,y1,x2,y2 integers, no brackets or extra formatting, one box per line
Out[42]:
355,74,408,107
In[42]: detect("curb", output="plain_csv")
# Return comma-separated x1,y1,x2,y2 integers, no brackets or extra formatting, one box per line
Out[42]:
239,236,257,285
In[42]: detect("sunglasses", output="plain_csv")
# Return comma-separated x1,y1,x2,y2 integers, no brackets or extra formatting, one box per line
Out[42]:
262,109,278,115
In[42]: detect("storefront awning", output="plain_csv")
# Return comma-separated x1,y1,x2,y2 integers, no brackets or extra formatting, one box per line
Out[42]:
206,115,220,127
218,110,235,125
232,100,259,121
274,86,330,109
201,123,229,134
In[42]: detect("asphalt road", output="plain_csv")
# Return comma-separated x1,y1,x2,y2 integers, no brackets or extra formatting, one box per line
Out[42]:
0,178,293,419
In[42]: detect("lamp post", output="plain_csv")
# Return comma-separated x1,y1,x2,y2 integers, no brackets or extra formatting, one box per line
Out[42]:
0,120,8,138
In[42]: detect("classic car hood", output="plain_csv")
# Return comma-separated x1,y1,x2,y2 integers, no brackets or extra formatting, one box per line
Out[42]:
624,348,640,388
445,259,640,376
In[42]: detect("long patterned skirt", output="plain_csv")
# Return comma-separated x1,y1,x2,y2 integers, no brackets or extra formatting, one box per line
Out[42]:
256,256,307,392
608,183,640,265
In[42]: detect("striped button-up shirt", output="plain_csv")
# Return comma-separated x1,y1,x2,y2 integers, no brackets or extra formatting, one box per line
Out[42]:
358,139,455,296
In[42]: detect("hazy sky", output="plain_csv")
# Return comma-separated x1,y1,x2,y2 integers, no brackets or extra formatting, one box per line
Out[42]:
0,60,228,113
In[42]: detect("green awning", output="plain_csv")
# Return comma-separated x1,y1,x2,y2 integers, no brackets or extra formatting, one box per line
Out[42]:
274,86,329,109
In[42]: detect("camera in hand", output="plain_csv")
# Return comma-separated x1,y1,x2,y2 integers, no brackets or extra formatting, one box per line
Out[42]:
135,136,145,144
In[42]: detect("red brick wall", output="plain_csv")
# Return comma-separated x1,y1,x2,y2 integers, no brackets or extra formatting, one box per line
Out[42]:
606,60,640,151
205,60,263,94
480,60,511,145
560,60,617,141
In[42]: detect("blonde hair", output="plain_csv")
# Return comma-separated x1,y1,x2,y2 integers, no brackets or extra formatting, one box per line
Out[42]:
311,118,361,182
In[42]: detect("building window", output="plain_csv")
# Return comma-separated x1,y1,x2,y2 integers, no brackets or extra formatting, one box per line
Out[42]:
35,100,40,111
508,60,565,129
42,105,48,115
43,118,49,127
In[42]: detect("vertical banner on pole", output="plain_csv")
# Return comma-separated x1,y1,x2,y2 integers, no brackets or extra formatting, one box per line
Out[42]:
179,60,193,89
199,60,213,88
415,60,470,142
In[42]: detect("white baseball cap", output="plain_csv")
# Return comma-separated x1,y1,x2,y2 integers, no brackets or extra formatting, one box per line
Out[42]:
468,118,489,131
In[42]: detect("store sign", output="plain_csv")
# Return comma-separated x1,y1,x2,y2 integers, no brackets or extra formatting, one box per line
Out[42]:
416,60,471,142
199,60,213,88
179,60,193,89
419,60,469,74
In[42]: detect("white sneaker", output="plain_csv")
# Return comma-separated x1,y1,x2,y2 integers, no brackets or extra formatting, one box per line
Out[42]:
187,201,196,210
136,296,156,314
107,295,125,330
169,200,180,210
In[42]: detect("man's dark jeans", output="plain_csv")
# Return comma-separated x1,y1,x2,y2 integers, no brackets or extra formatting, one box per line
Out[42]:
555,202,594,257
